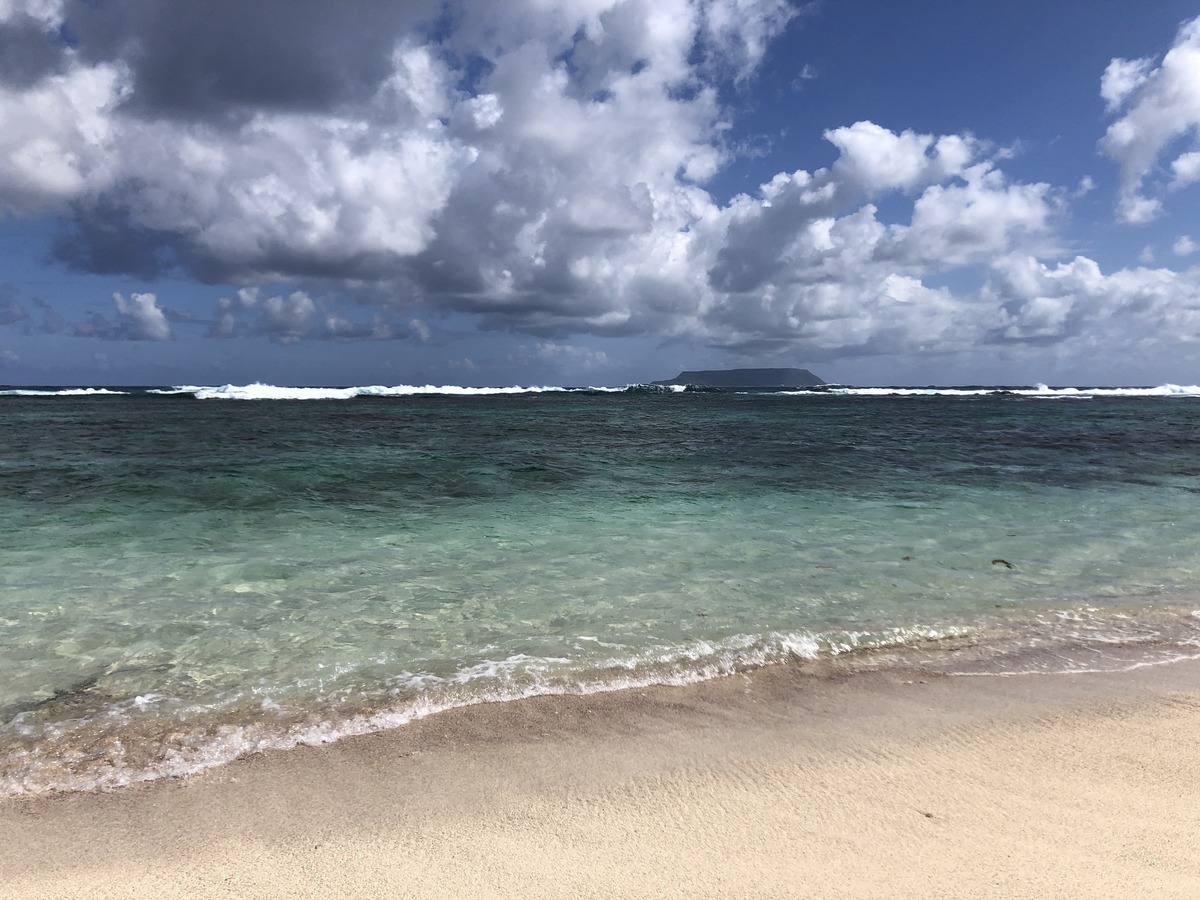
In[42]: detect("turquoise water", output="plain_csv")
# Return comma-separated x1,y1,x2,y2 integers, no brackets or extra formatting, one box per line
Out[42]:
3,385,1200,794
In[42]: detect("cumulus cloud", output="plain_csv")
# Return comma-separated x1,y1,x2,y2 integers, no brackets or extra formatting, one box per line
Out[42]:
697,126,1058,356
1172,150,1200,188
112,291,171,340
0,0,760,299
207,285,416,343
68,290,173,340
1100,16,1200,223
259,292,317,345
891,164,1055,267
209,287,316,343
982,255,1200,348
0,0,777,281
0,62,125,216
825,121,976,196
1099,56,1153,113
1,1,1199,370
208,287,256,339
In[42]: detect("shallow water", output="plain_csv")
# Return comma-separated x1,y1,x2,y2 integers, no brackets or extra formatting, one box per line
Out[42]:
2,385,1200,794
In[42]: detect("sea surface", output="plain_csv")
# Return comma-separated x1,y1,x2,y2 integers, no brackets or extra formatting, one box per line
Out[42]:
3,382,1200,795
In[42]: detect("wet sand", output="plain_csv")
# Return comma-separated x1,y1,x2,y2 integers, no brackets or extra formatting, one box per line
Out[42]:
3,658,1199,899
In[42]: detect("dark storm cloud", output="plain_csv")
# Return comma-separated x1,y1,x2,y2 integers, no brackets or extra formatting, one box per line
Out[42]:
0,14,68,87
63,0,442,117
53,195,415,286
51,199,182,280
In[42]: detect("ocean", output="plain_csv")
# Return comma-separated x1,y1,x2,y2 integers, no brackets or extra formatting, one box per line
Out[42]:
3,382,1200,796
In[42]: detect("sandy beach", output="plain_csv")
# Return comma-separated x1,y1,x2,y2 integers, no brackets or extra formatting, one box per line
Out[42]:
3,658,1199,899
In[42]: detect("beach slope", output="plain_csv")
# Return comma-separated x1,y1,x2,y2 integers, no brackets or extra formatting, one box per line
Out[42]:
3,660,1199,899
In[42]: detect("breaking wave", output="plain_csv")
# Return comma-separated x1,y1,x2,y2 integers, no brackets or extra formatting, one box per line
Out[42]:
165,383,688,399
3,382,1198,400
0,387,130,396
817,383,1200,398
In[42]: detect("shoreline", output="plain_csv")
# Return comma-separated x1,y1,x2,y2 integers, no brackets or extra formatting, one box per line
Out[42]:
8,598,1200,799
3,657,1200,898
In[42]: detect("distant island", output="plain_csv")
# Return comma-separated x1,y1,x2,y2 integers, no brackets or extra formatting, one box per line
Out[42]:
652,368,826,390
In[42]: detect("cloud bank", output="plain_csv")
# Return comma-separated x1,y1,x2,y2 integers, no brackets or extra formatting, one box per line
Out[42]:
1,2,1199,368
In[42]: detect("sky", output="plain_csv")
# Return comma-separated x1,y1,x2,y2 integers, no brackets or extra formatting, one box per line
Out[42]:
1,1,1200,387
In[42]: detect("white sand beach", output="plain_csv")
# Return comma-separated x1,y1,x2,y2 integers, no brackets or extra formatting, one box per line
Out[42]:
3,658,1199,899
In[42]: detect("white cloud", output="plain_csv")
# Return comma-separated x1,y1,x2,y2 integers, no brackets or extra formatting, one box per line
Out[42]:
825,121,975,196
2,0,767,288
464,94,503,131
1115,193,1162,226
1100,16,1200,223
116,108,472,281
209,287,315,343
893,164,1054,267
260,292,317,345
0,63,126,215
112,291,171,341
983,255,1200,347
1174,235,1197,256
695,125,1058,356
208,286,416,342
1,2,962,364
1099,56,1153,112
208,287,259,339
703,0,798,80
1171,150,1200,188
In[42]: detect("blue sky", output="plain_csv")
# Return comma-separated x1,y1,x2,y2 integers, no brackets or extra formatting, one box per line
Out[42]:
2,0,1200,387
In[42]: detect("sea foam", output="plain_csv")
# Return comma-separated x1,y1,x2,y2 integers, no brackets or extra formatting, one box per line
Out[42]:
0,387,130,396
4,382,1199,399
820,384,1200,398
157,382,1200,400
0,625,965,797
